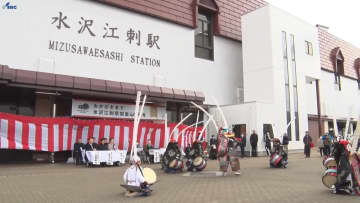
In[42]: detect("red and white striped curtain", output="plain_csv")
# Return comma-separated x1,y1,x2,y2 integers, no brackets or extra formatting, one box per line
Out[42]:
0,113,205,152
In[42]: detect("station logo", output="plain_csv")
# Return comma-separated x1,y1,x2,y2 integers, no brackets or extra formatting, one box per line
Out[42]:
2,1,17,9
77,103,90,113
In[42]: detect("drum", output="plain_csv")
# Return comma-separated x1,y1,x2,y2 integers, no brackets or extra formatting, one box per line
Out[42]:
143,167,157,185
323,157,337,169
169,159,183,169
270,153,282,167
193,157,207,171
322,168,337,188
193,157,203,167
230,156,240,171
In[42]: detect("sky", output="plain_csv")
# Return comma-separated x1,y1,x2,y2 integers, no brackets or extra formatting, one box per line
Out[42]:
266,0,360,48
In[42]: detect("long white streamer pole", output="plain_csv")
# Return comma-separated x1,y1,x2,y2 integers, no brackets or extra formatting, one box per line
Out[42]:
137,95,147,124
179,121,205,136
333,117,339,139
344,106,354,140
286,116,297,130
212,96,228,130
164,113,168,148
198,116,212,141
190,102,219,132
350,115,360,154
130,91,141,160
344,118,350,140
193,111,200,142
169,113,193,140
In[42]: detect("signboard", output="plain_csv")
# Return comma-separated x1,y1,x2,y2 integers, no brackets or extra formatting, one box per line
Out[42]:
48,10,161,67
71,99,166,120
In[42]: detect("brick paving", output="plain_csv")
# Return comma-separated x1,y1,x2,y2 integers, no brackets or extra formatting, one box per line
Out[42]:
0,151,359,203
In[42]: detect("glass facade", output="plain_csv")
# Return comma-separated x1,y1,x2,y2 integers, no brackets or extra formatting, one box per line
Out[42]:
282,31,292,140
290,34,300,141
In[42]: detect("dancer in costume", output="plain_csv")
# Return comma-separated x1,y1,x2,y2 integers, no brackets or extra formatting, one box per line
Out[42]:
122,155,152,197
121,91,156,197
321,115,360,195
217,128,241,176
185,138,207,172
162,138,184,173
269,138,288,168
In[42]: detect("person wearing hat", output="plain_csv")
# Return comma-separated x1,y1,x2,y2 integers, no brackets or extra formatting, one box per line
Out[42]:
303,131,312,158
123,155,151,197
162,138,183,173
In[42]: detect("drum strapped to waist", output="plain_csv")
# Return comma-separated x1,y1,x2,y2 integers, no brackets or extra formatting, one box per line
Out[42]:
322,168,337,188
270,153,283,166
193,156,207,171
169,159,183,169
143,167,157,185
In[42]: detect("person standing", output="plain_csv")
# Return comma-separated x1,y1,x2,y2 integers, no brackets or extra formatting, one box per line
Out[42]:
240,133,246,158
209,135,217,160
108,138,116,150
73,138,84,165
303,131,312,158
264,132,272,156
317,136,324,157
250,130,258,157
282,133,289,154
323,134,331,157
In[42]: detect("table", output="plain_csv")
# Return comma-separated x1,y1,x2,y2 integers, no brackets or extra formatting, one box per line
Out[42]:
82,150,127,165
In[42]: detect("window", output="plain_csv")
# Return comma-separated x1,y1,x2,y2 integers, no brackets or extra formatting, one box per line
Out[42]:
282,31,292,139
290,34,300,141
195,12,214,60
334,50,344,90
0,87,35,116
305,41,313,56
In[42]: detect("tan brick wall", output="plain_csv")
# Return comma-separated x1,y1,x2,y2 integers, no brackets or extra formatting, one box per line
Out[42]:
99,0,267,41
318,27,360,79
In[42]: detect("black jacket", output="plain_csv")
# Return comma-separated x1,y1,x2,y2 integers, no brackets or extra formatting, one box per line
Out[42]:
97,143,108,151
250,133,258,146
240,135,246,147
73,143,85,153
303,135,312,146
84,143,97,151
282,135,289,145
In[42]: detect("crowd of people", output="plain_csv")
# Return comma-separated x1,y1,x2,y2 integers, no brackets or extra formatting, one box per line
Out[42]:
317,128,360,158
73,137,155,166
208,130,291,159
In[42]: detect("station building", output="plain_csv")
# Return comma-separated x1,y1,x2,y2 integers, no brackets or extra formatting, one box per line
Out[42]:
0,0,359,160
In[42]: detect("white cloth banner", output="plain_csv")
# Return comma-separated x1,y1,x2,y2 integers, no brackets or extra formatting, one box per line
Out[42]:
84,150,127,165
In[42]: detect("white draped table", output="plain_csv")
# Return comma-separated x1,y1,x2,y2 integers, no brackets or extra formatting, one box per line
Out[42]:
81,150,127,165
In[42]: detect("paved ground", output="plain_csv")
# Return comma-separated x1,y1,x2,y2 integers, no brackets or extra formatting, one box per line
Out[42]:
0,151,358,203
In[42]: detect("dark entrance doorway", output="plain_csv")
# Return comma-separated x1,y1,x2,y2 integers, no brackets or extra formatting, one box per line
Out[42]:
233,124,246,138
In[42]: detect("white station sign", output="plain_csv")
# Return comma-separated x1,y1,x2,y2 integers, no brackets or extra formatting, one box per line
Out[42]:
71,99,166,120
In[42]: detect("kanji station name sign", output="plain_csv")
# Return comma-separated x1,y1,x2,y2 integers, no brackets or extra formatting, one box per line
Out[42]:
48,11,161,67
